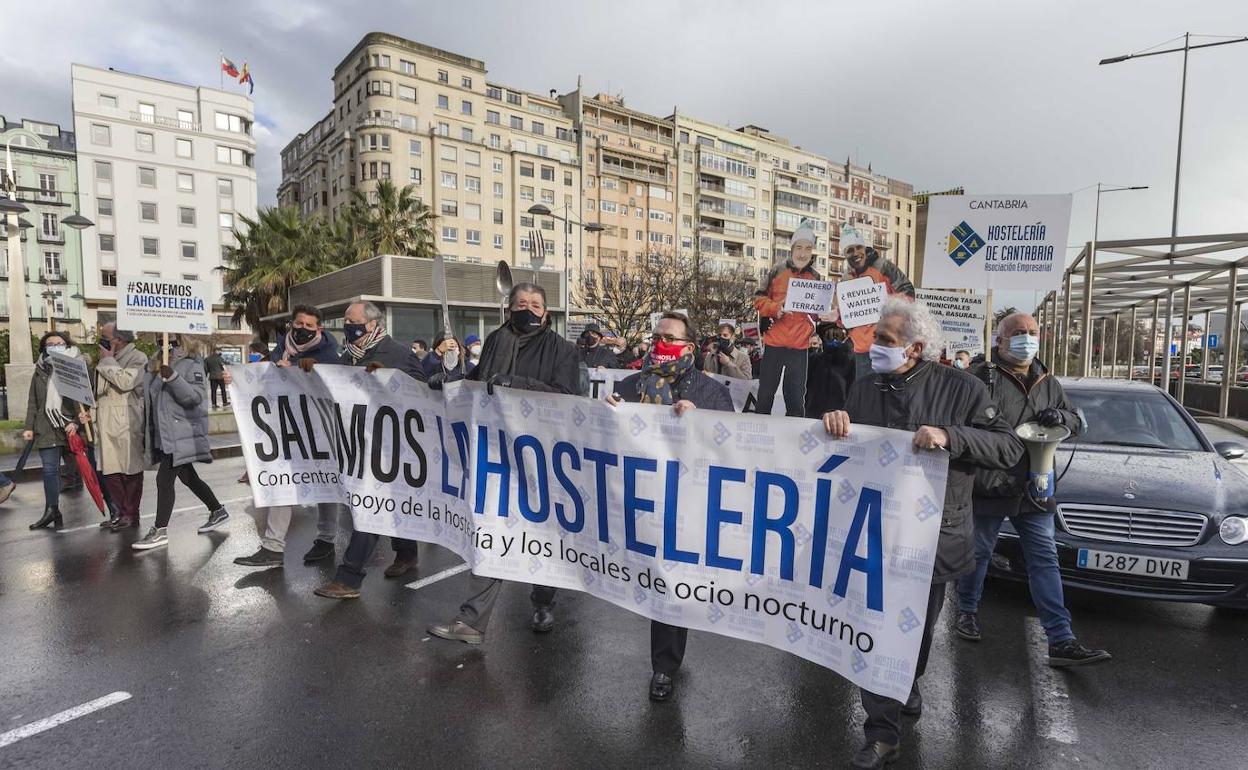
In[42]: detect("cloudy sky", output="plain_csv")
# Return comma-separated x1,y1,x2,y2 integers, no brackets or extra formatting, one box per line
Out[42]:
4,0,1246,312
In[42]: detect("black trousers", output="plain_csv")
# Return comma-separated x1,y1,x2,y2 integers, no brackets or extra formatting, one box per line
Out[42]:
756,346,808,417
651,621,688,676
154,453,222,528
335,530,420,589
210,379,229,408
861,582,947,745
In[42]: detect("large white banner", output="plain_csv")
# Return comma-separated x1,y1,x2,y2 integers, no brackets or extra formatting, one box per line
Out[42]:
915,289,987,358
587,368,786,415
920,194,1072,291
116,275,213,335
228,364,947,700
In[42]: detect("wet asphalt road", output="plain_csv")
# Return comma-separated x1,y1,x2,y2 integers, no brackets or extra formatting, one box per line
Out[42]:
0,455,1246,769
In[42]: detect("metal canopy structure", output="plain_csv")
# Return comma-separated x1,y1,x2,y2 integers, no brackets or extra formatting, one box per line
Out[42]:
1035,232,1248,418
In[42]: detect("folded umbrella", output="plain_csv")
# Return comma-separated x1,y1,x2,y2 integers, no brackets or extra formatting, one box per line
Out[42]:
66,432,105,515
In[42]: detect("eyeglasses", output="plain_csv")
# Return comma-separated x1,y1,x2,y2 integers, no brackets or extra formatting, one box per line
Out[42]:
650,334,690,344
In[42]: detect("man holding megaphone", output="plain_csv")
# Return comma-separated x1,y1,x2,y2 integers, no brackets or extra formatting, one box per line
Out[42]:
954,312,1110,667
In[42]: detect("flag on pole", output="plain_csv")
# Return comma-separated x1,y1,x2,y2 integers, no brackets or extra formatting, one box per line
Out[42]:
221,56,240,78
238,62,254,95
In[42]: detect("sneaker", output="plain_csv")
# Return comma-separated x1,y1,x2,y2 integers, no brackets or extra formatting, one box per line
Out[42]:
234,547,284,567
313,581,361,600
0,481,17,504
302,539,335,563
197,507,229,533
1048,639,1111,667
850,740,900,769
131,526,169,551
954,611,981,642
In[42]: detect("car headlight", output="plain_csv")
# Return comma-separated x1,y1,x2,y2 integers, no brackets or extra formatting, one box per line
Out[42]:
1220,517,1248,545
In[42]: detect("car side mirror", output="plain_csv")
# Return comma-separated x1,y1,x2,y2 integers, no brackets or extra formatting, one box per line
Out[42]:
1214,441,1247,461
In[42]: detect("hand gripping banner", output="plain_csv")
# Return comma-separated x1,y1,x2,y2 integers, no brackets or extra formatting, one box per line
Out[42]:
229,364,948,700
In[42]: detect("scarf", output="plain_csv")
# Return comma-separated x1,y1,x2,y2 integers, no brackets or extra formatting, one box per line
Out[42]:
637,352,695,405
476,322,547,382
345,323,387,364
40,348,78,429
281,328,324,363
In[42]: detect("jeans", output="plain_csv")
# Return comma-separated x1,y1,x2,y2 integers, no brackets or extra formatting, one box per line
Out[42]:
861,582,945,745
154,453,222,528
955,514,1074,646
38,446,62,508
259,503,344,552
333,531,419,589
756,347,808,417
210,379,229,408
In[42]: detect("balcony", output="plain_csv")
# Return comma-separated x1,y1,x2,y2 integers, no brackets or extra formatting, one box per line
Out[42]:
601,160,667,184
130,112,200,132
356,115,401,129
39,270,67,283
37,230,65,244
698,179,725,194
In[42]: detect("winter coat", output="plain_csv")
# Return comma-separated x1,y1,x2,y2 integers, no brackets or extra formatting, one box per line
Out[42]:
145,354,212,467
204,353,226,380
468,324,580,395
23,361,79,450
341,335,427,381
843,360,1023,582
615,367,734,412
580,344,621,370
845,249,915,353
968,353,1081,517
270,330,341,365
754,261,822,350
95,343,149,475
705,344,753,380
805,345,856,417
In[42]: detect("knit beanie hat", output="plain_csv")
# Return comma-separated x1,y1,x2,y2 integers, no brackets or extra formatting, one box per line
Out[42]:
790,219,816,247
840,224,865,251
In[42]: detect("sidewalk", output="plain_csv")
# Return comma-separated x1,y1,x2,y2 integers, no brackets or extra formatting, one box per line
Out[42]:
0,431,242,482
1194,415,1248,439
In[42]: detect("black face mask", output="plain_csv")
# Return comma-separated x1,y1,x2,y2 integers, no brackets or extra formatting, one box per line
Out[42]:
717,338,734,355
98,338,112,351
509,308,543,333
290,327,316,345
343,323,368,343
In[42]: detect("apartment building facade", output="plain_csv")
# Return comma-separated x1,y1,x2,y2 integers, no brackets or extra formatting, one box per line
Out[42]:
71,64,258,338
0,117,85,335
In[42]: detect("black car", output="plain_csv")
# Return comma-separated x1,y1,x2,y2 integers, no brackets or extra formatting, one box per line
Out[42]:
989,378,1248,609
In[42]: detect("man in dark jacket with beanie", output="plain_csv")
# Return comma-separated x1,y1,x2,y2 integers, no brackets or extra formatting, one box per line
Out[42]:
428,283,580,644
954,312,1109,666
314,301,427,599
606,312,733,704
823,297,1021,770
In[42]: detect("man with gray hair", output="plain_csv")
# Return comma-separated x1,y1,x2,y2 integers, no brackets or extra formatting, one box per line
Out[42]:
823,296,1023,769
955,312,1109,666
95,323,149,531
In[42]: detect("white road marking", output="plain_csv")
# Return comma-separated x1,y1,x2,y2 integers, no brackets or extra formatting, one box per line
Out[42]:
1025,620,1079,745
405,563,470,590
0,691,131,749
57,495,254,535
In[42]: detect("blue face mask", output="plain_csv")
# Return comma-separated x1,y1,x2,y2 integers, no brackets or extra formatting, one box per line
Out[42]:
247,353,263,362
824,338,845,352
1008,333,1040,362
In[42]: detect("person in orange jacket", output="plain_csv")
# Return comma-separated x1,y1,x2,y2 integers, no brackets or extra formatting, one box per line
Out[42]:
753,221,821,416
840,223,916,379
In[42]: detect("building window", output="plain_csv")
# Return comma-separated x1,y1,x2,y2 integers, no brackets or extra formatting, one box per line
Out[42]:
463,203,481,220
519,162,534,178
465,149,481,167
101,269,117,287
141,238,159,257
219,212,234,229
178,206,196,226
437,94,449,110
138,167,156,187
466,229,481,245
215,145,253,167
493,182,504,198
442,226,457,242
541,189,554,205
489,134,501,149
461,76,472,89
465,176,481,193
486,110,500,125
217,178,233,198
217,315,241,330
564,171,573,186
492,158,504,173
177,109,195,129
519,186,534,202
98,94,118,108
400,59,415,75
175,138,193,158
136,131,154,152
97,198,114,217
90,124,110,145
486,86,502,100
510,116,523,130
176,172,194,192
99,233,115,252
437,122,450,136
94,161,112,181
437,69,449,83
440,145,457,162
493,234,503,249
461,100,473,116
441,201,458,217
493,209,504,225
461,127,473,142
409,139,422,155
180,241,198,260
441,171,457,189
398,84,416,102
140,202,158,222
540,165,555,181
507,92,522,105
409,168,422,184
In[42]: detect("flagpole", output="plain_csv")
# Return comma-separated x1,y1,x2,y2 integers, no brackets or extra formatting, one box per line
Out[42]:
219,50,223,88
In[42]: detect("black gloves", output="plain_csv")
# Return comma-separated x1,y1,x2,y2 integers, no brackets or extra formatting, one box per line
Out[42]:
1037,408,1064,427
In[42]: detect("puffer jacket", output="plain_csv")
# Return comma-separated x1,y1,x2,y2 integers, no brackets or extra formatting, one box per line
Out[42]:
843,359,1023,582
754,260,821,350
968,353,1081,517
845,248,915,353
145,353,212,467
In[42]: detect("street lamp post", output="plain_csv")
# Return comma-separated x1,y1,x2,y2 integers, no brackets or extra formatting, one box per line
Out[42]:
1081,183,1148,376
526,203,603,334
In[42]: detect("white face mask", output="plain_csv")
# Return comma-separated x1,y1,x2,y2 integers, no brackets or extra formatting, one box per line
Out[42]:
869,343,910,374
469,344,482,357
46,345,67,355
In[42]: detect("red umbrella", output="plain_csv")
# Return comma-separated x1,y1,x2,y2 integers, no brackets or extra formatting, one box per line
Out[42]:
66,431,106,515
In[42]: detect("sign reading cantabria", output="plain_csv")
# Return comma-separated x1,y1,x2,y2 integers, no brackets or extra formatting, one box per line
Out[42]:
228,364,949,700
921,194,1072,290
116,275,212,334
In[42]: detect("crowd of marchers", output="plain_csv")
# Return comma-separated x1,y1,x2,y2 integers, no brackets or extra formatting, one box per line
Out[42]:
1,221,1110,770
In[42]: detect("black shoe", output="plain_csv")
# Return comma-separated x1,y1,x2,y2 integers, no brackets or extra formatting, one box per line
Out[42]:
30,507,62,530
850,741,900,769
302,539,335,563
530,605,554,633
648,672,674,702
900,686,922,718
234,547,284,567
99,511,120,529
954,611,981,642
1048,639,1111,667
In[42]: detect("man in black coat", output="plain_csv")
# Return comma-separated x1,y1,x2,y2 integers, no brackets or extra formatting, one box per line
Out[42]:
428,283,580,645
314,301,427,600
607,312,733,703
805,322,856,417
578,323,621,369
954,312,1109,666
823,297,1022,770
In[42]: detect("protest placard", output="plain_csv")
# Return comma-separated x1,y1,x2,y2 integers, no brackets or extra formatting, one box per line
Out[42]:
915,289,987,357
783,278,835,314
837,278,887,329
47,351,95,407
116,275,212,335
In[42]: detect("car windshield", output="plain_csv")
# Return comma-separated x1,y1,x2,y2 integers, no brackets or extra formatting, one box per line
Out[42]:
1066,388,1206,452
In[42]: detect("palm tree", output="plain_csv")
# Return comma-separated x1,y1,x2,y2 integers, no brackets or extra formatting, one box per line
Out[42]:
348,179,436,258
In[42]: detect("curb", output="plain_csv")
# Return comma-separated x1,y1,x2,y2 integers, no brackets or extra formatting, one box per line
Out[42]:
0,442,242,484
1195,416,1248,440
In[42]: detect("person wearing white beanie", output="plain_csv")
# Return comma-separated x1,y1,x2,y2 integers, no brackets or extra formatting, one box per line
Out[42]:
838,221,915,380
753,218,821,416
791,221,816,248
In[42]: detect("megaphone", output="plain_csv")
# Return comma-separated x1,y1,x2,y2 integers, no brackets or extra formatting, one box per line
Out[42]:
1015,421,1071,508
